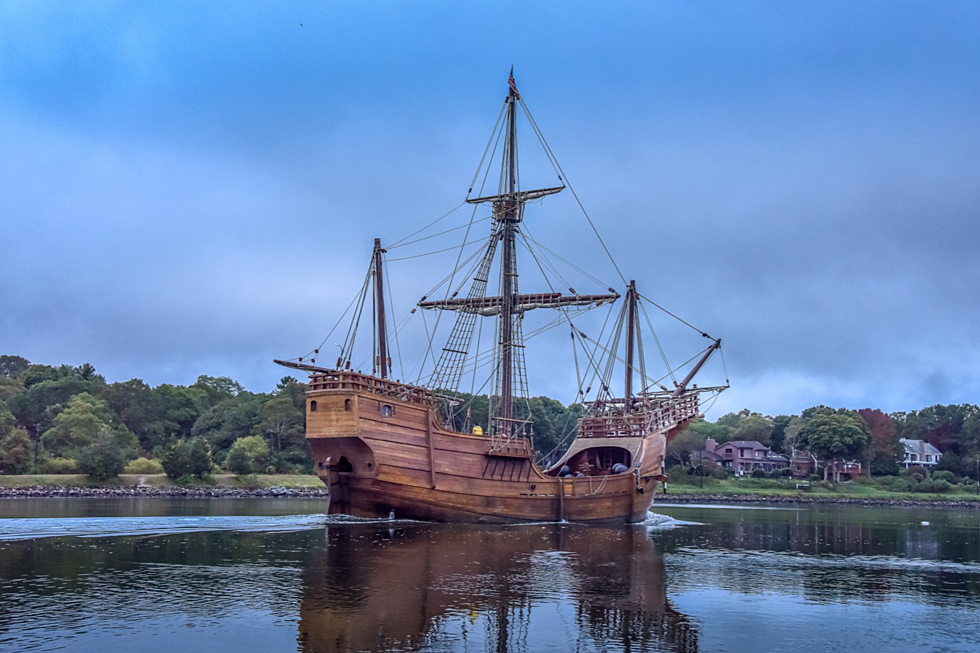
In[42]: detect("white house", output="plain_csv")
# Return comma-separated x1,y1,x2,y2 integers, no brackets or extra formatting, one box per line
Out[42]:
899,438,942,468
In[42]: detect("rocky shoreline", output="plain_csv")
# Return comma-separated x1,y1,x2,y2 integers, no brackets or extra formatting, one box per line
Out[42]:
653,492,980,508
0,485,330,499
2,485,978,507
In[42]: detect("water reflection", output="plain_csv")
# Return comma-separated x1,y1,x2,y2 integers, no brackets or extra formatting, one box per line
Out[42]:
299,524,696,653
654,504,980,608
2,502,979,653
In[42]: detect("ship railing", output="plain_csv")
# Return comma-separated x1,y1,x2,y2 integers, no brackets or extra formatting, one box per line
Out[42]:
488,417,534,457
579,393,700,438
308,371,435,406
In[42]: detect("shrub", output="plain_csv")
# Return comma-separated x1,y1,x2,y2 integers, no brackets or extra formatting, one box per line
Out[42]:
38,457,78,474
879,475,915,492
751,469,766,478
270,448,314,474
224,445,252,475
124,457,165,474
710,467,729,480
77,429,127,481
666,466,696,485
161,437,215,480
931,470,955,483
808,474,821,482
224,435,270,475
914,479,953,494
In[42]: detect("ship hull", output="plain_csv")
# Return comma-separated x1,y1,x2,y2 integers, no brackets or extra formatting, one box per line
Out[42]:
304,373,682,524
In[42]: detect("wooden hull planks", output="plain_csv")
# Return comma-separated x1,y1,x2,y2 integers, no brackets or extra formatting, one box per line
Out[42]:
306,376,670,524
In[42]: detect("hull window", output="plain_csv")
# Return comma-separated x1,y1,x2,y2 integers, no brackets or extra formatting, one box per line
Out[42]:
344,399,352,411
310,400,317,412
337,456,353,473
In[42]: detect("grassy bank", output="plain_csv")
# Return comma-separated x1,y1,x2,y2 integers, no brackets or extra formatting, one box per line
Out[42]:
0,474,324,489
663,475,980,502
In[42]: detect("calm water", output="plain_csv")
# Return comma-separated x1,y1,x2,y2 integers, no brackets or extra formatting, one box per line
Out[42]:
0,499,978,653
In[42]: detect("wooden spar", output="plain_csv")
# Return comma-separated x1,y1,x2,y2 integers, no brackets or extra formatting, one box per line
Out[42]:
672,338,722,397
274,359,335,375
497,78,519,433
373,238,389,379
418,291,619,314
624,280,637,413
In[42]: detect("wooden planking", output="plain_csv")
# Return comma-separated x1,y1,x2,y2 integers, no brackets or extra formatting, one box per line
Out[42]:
306,384,661,523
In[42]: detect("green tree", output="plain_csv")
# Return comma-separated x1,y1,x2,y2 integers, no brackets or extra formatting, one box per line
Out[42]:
192,375,245,406
731,411,774,446
666,428,707,467
101,379,164,452
153,384,208,444
0,428,32,474
274,376,307,412
40,393,114,459
770,415,793,453
225,435,271,474
0,355,31,379
255,396,303,452
161,437,214,479
799,406,871,481
8,373,102,465
686,418,734,444
77,427,129,481
0,402,31,474
192,397,263,463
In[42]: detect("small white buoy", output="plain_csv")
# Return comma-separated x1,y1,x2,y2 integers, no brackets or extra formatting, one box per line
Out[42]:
920,521,930,526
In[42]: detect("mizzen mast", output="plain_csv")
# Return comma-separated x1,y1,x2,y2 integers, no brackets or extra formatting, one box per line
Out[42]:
373,237,390,379
624,280,638,413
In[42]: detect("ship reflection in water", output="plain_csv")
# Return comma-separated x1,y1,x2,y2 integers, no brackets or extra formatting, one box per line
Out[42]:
298,523,697,653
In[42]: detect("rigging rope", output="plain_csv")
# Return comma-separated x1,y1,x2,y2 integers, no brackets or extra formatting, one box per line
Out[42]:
519,97,627,286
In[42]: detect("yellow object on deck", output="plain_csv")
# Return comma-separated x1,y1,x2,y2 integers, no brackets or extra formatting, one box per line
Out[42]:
472,426,483,435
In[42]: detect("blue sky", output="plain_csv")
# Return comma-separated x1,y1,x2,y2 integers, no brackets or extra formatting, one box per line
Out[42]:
3,1,979,417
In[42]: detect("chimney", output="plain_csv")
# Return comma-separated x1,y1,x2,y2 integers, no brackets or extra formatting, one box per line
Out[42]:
705,438,716,453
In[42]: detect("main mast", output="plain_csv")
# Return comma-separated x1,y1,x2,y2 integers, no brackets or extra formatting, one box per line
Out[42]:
419,71,618,439
497,71,520,429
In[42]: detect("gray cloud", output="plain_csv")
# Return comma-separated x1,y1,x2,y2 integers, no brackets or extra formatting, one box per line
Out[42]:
3,1,979,418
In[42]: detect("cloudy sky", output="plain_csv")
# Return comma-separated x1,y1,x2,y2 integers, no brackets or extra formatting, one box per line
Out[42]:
3,1,979,418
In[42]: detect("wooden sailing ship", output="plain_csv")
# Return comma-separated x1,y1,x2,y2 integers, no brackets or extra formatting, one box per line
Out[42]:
277,72,726,523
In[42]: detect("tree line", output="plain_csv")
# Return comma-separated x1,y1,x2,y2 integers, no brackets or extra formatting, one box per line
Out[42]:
668,404,980,482
3,352,978,485
0,355,309,480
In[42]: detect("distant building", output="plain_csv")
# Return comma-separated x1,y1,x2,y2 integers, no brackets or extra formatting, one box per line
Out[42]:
899,438,942,468
825,459,863,480
790,450,818,478
704,439,790,476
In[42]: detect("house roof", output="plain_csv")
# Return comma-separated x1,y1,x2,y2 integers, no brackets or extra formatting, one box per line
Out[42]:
724,441,770,450
900,438,942,456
